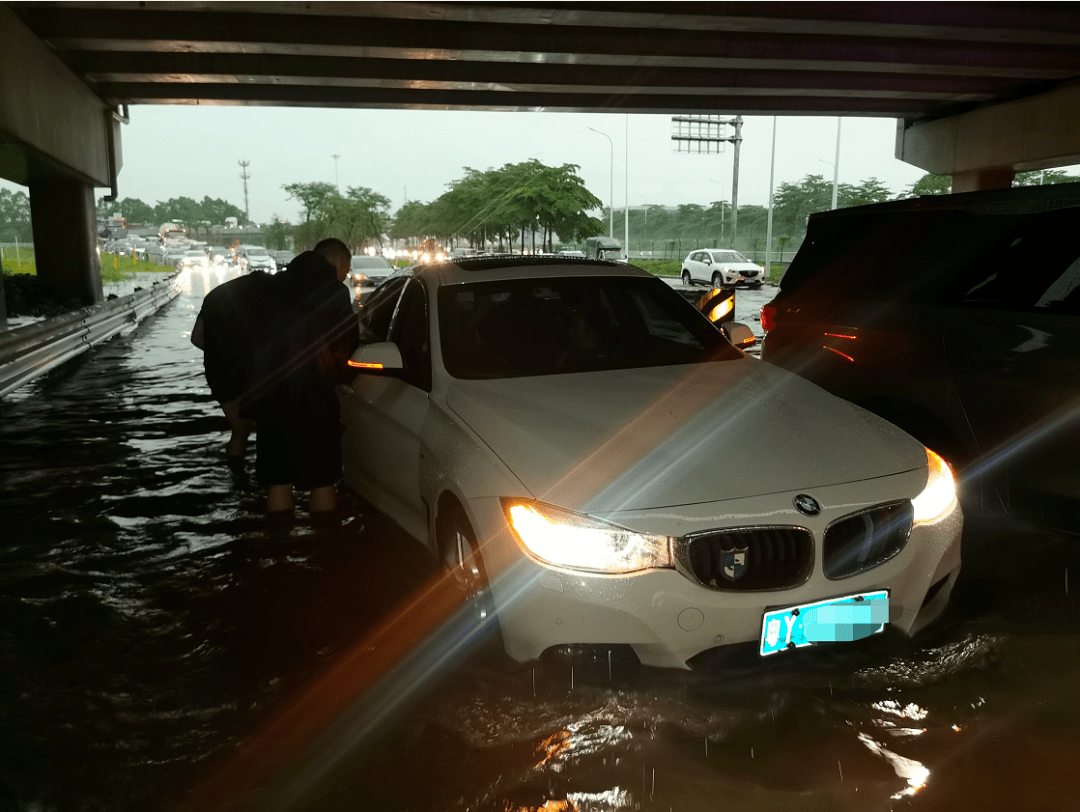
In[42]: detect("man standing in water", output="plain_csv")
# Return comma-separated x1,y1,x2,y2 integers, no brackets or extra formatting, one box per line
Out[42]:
246,237,359,516
191,266,273,470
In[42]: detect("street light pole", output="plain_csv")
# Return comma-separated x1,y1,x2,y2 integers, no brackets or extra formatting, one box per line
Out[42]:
331,154,341,191
624,114,629,258
588,127,614,238
711,179,726,246
832,118,842,209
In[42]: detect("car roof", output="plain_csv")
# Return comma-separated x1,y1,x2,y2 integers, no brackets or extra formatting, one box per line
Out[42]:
810,182,1080,223
401,255,653,287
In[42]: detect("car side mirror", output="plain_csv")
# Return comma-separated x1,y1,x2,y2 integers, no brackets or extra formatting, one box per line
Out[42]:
348,341,404,372
703,257,711,265
721,322,757,350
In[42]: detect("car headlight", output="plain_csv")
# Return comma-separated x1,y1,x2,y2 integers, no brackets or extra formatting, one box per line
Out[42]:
353,273,369,284
503,498,673,574
912,447,958,526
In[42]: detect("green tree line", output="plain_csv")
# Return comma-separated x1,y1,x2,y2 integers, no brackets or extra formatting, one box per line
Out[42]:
95,195,247,238
390,160,605,252
614,169,1080,257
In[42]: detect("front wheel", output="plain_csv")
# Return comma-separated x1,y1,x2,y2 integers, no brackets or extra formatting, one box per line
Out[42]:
440,507,501,651
711,272,724,287
681,270,692,286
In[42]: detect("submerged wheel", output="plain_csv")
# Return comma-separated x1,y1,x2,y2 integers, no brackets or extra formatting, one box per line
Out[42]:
440,507,500,648
682,270,693,286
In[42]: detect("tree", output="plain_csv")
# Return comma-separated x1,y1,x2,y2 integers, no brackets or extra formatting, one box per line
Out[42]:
0,188,33,242
905,173,951,197
283,181,338,223
1014,169,1080,186
264,216,292,251
388,160,602,252
772,174,834,240
842,177,893,208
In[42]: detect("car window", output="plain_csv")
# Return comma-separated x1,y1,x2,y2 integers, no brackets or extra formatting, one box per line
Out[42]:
1033,258,1080,313
782,210,985,304
357,276,408,343
712,251,744,263
388,279,432,391
959,209,1080,314
351,256,392,270
438,275,738,379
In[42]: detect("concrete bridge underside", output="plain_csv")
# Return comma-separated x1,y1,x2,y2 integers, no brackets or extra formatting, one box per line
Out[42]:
3,1,1080,321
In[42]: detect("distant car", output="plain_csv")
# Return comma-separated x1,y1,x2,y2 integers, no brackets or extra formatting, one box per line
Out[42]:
273,250,296,269
240,249,276,274
761,184,1080,533
558,250,586,258
181,249,208,268
681,250,764,288
338,255,962,669
349,255,394,287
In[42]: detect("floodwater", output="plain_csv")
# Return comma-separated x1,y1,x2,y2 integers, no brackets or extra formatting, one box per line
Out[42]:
2,268,1080,811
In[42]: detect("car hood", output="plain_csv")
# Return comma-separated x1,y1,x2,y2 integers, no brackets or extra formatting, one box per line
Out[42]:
717,262,762,272
444,358,926,513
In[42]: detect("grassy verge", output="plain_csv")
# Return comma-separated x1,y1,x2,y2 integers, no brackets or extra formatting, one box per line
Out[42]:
2,251,174,318
632,259,682,276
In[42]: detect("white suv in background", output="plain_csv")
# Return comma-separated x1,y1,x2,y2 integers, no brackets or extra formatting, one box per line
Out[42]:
682,249,764,288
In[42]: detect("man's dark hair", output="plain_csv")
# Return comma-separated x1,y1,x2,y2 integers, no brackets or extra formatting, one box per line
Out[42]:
314,237,351,266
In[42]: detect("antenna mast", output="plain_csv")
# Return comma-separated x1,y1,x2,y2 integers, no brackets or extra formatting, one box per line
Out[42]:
238,159,251,223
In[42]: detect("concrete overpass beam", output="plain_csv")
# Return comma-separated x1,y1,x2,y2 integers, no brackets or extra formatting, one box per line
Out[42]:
29,179,103,307
896,83,1080,190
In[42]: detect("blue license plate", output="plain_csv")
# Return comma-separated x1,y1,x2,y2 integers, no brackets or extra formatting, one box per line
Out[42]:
759,590,889,656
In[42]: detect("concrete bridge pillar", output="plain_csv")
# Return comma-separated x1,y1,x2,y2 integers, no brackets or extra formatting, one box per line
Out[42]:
951,168,1016,194
29,179,103,307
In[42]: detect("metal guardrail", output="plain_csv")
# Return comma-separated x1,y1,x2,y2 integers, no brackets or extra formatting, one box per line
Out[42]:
0,269,188,398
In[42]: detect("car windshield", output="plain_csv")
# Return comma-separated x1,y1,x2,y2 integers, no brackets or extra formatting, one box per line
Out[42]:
711,251,749,263
438,275,738,379
351,256,392,270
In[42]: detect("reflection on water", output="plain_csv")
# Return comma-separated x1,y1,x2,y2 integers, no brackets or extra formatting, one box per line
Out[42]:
2,274,1080,811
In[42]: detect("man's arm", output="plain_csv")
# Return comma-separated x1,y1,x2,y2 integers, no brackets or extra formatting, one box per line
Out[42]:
191,315,206,349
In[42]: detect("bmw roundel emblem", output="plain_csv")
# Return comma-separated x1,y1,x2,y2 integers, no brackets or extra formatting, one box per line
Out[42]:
793,494,821,516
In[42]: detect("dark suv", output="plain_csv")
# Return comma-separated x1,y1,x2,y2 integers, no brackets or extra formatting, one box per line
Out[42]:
761,184,1080,532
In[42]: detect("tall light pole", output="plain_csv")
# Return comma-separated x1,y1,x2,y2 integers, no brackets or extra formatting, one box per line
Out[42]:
710,180,727,246
624,114,629,258
588,127,614,238
766,117,777,274
635,193,648,236
331,154,341,191
832,118,842,209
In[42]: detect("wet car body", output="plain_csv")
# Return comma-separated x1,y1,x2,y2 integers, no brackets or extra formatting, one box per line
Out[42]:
682,249,764,288
339,257,962,669
761,184,1080,533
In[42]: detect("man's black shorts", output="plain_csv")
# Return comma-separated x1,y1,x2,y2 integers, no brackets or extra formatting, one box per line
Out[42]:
255,420,342,490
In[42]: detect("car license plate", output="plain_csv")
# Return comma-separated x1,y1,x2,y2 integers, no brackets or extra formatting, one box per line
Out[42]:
759,590,889,656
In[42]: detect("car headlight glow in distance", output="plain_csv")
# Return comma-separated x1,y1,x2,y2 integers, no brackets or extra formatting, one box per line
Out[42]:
912,447,957,526
503,499,673,573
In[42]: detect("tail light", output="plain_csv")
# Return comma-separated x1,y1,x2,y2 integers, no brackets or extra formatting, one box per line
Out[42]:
760,302,778,333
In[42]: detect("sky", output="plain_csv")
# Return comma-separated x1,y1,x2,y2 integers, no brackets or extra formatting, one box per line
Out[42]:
5,106,935,225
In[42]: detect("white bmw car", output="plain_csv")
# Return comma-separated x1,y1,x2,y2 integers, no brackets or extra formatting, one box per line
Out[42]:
339,258,962,669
